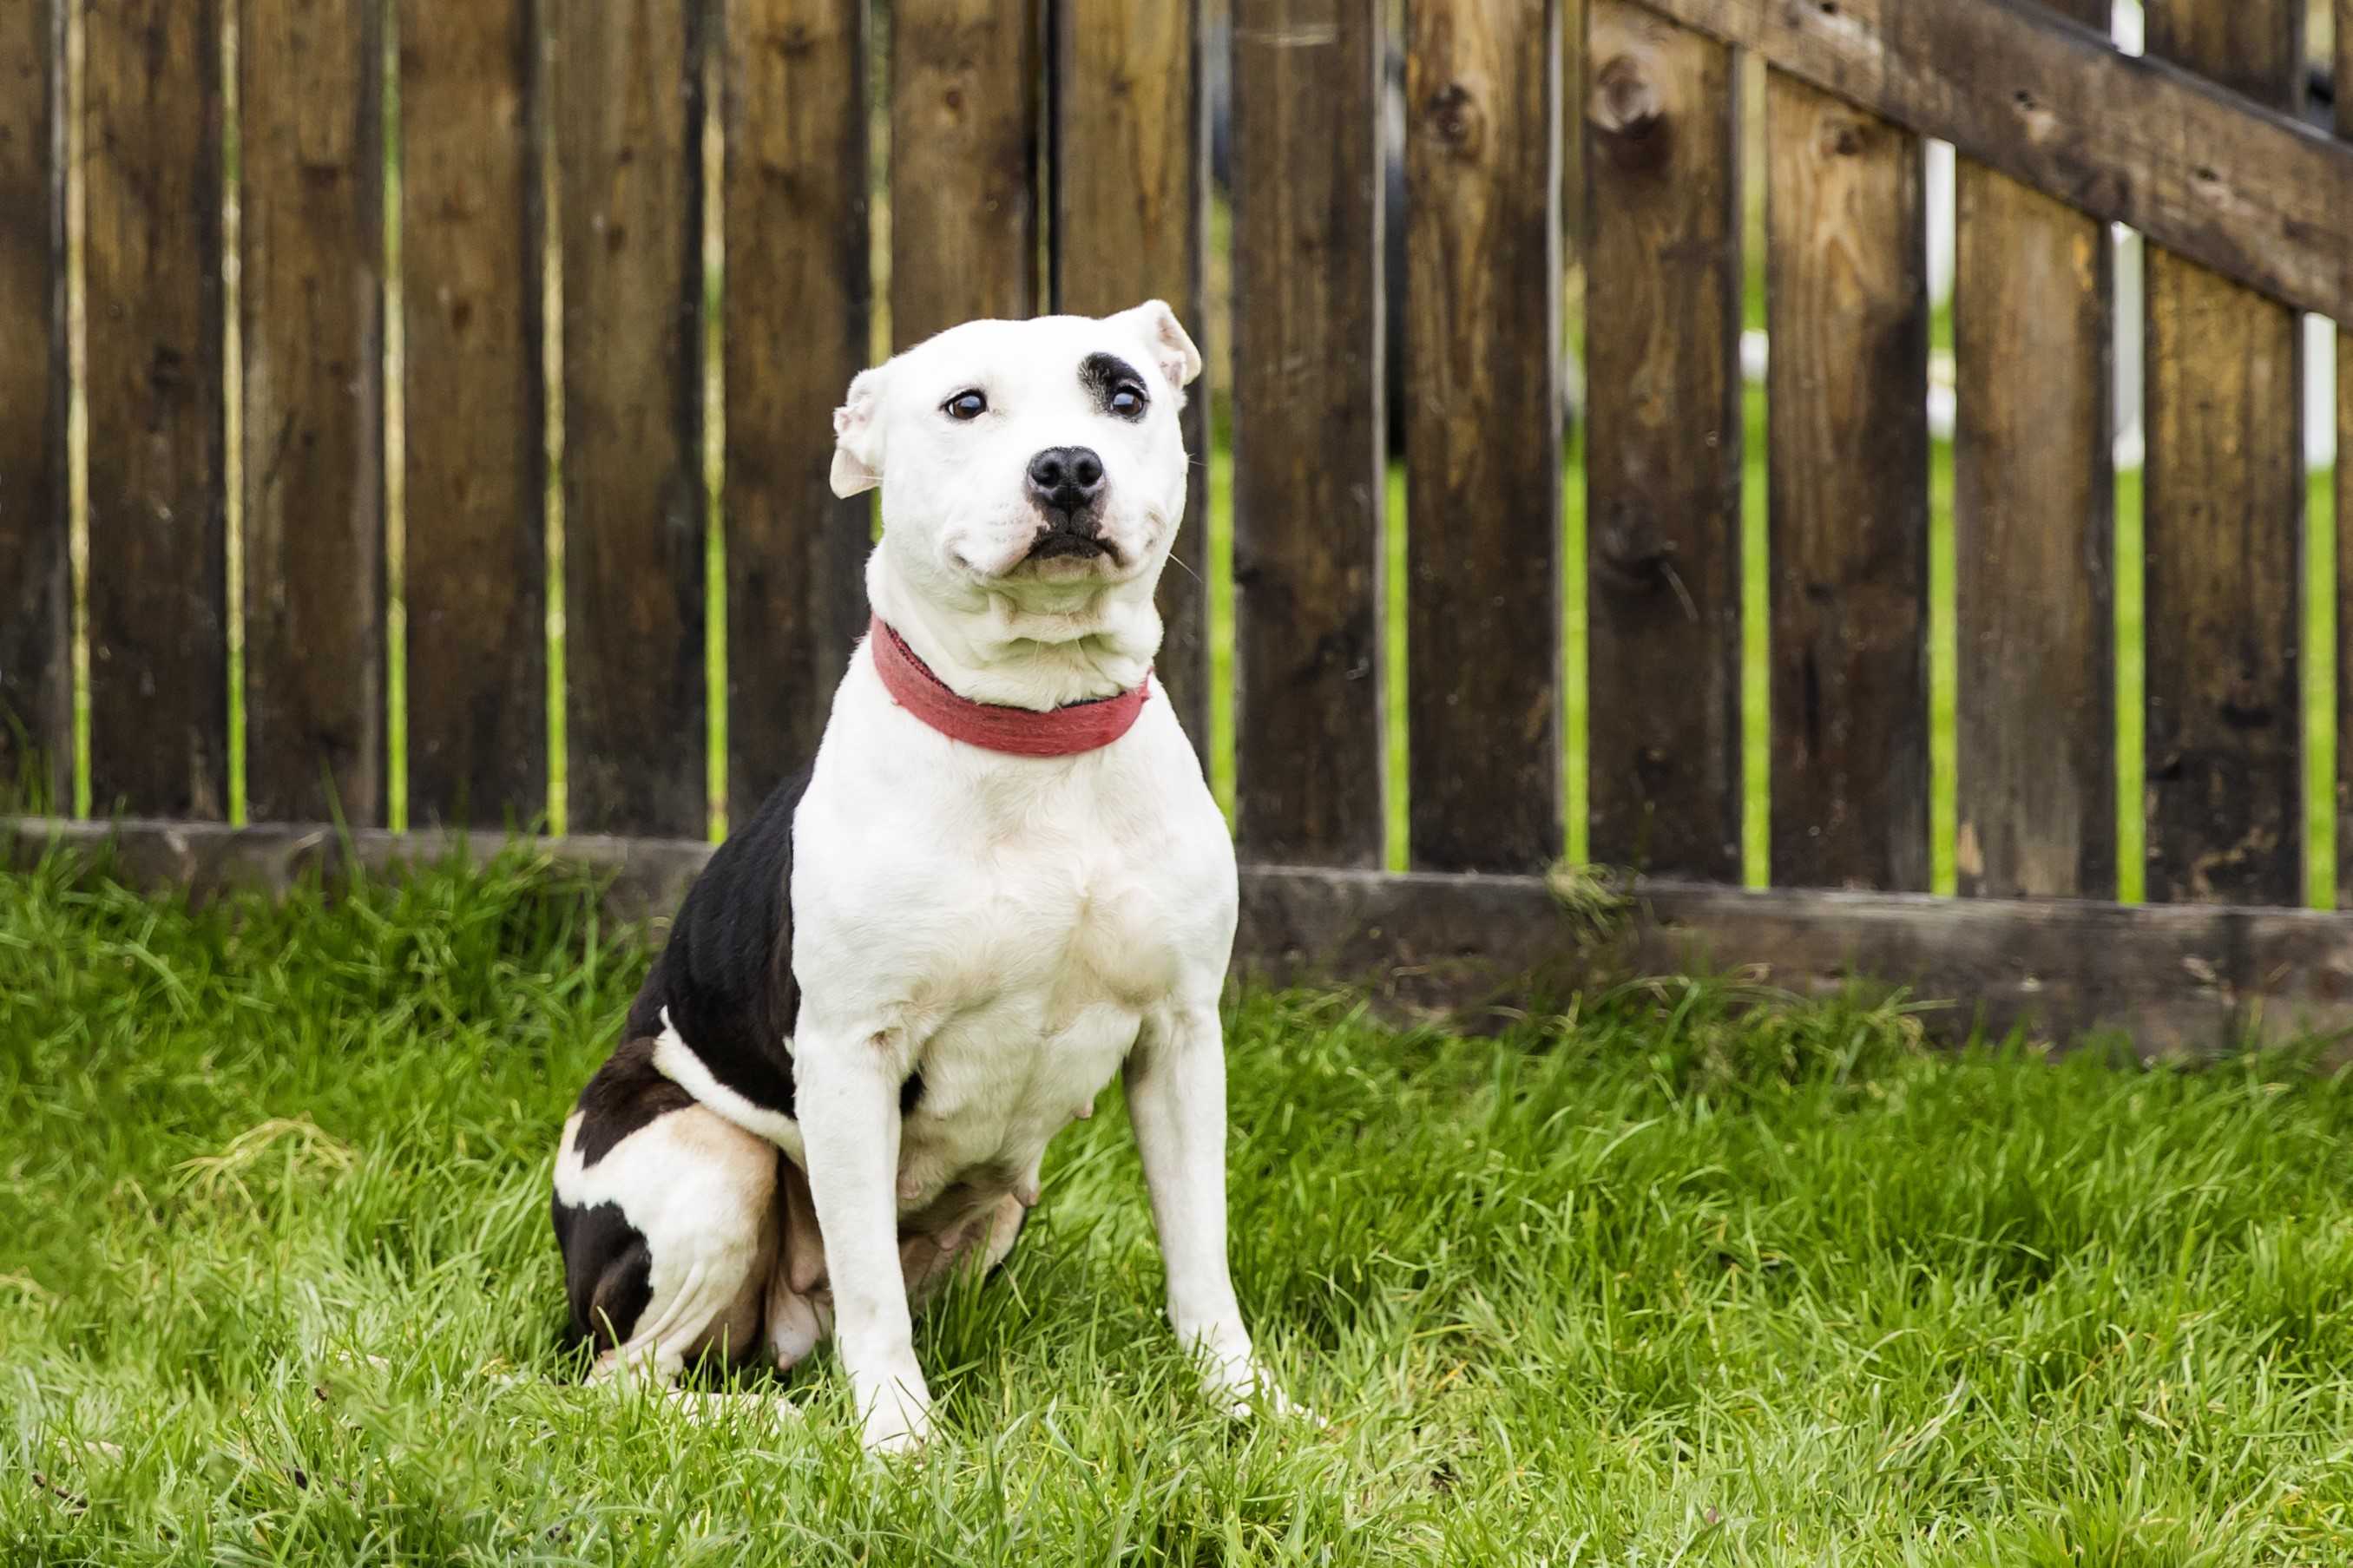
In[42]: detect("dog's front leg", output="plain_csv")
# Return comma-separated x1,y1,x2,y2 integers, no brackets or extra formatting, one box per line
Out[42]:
796,1033,931,1455
1126,1000,1301,1419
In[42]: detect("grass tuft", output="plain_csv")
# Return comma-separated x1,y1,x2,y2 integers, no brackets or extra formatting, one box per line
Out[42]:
5,857,2353,1563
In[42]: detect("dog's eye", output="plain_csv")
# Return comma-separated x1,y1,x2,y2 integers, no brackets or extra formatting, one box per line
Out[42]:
1108,383,1147,420
943,390,988,421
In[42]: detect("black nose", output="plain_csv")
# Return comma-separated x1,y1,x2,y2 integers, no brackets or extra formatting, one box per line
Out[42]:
1025,446,1107,519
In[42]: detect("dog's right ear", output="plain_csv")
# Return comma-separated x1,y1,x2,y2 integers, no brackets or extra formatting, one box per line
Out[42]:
830,367,888,497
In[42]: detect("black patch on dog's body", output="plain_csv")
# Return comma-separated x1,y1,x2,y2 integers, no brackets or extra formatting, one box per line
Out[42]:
572,1036,697,1167
622,764,812,1117
552,1197,654,1353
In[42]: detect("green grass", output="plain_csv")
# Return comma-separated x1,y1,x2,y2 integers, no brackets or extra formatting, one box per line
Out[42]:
9,854,2353,1564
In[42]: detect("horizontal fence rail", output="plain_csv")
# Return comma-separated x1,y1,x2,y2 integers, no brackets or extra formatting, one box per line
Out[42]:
3,0,2352,1042
10,814,2353,1056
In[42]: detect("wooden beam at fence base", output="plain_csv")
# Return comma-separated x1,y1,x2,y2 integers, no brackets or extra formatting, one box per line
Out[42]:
1951,0,2113,902
890,0,1038,348
549,1,707,838
239,0,384,826
1628,0,2353,328
1765,74,1929,891
82,0,229,822
0,0,68,814
1230,0,1387,869
399,0,547,830
722,0,871,821
1582,3,1743,882
1054,0,1211,756
10,815,2351,1054
1403,0,1562,874
2141,3,2304,909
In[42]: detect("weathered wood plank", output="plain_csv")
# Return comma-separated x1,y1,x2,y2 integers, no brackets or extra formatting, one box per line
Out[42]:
1228,0,1386,867
2140,2,2304,907
239,0,384,824
549,0,706,836
1951,0,2111,901
0,0,68,810
1627,0,2353,326
399,0,546,828
15,813,2350,1053
1054,0,1210,752
82,0,229,819
2339,0,2351,910
890,0,1036,348
1402,0,1561,873
1583,3,1742,880
722,0,869,817
1765,72,1929,890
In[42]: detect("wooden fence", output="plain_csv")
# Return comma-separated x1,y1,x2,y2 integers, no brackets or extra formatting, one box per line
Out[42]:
4,0,2353,1048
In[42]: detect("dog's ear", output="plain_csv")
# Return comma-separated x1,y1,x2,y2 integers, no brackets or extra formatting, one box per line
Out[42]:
1114,299,1202,391
830,366,888,497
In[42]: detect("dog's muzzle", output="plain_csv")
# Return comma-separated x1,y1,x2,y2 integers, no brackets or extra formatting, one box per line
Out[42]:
1024,445,1113,561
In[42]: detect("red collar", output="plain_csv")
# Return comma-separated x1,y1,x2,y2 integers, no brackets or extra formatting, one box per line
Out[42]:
868,614,1150,757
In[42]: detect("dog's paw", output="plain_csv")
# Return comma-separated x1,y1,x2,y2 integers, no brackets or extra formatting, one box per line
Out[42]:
1196,1350,1322,1428
855,1376,936,1459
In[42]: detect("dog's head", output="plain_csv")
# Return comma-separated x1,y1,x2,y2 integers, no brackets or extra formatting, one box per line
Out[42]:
831,303,1202,594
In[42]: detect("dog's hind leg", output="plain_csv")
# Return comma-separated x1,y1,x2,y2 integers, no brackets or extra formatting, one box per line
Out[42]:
764,1156,834,1371
553,1056,782,1401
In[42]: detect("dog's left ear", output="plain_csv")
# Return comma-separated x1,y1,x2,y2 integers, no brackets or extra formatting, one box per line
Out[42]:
830,366,888,497
1114,299,1203,391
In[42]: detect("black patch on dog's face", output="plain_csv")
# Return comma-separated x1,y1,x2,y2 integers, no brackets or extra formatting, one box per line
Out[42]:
551,1197,654,1354
571,1036,697,1167
1078,352,1148,420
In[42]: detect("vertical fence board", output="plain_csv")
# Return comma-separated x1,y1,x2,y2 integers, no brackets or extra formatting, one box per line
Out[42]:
1055,0,1210,752
399,0,544,828
724,0,868,812
1403,0,1561,872
1951,0,2111,901
1765,72,1929,890
1230,0,1385,867
2341,0,2352,909
550,1,705,837
890,0,1036,348
0,0,67,810
1583,3,1740,880
240,0,384,824
83,0,228,819
2140,2,2303,907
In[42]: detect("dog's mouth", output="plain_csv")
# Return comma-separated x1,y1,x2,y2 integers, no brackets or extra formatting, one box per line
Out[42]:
1023,530,1115,564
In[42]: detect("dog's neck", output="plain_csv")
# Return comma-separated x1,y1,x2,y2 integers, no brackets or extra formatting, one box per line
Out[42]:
866,546,1162,712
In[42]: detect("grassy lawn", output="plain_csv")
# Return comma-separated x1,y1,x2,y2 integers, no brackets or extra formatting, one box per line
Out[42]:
8,855,2353,1564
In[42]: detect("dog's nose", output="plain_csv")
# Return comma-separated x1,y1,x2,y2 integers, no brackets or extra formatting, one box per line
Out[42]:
1025,446,1107,519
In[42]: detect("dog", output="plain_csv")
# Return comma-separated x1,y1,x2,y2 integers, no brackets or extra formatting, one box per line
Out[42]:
550,302,1300,1454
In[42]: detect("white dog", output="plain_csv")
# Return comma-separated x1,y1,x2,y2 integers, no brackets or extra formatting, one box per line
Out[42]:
551,303,1298,1453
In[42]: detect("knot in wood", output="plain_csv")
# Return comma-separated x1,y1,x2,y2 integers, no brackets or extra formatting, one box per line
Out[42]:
1423,82,1482,155
1818,117,1869,157
1594,56,1662,140
1599,519,1675,584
